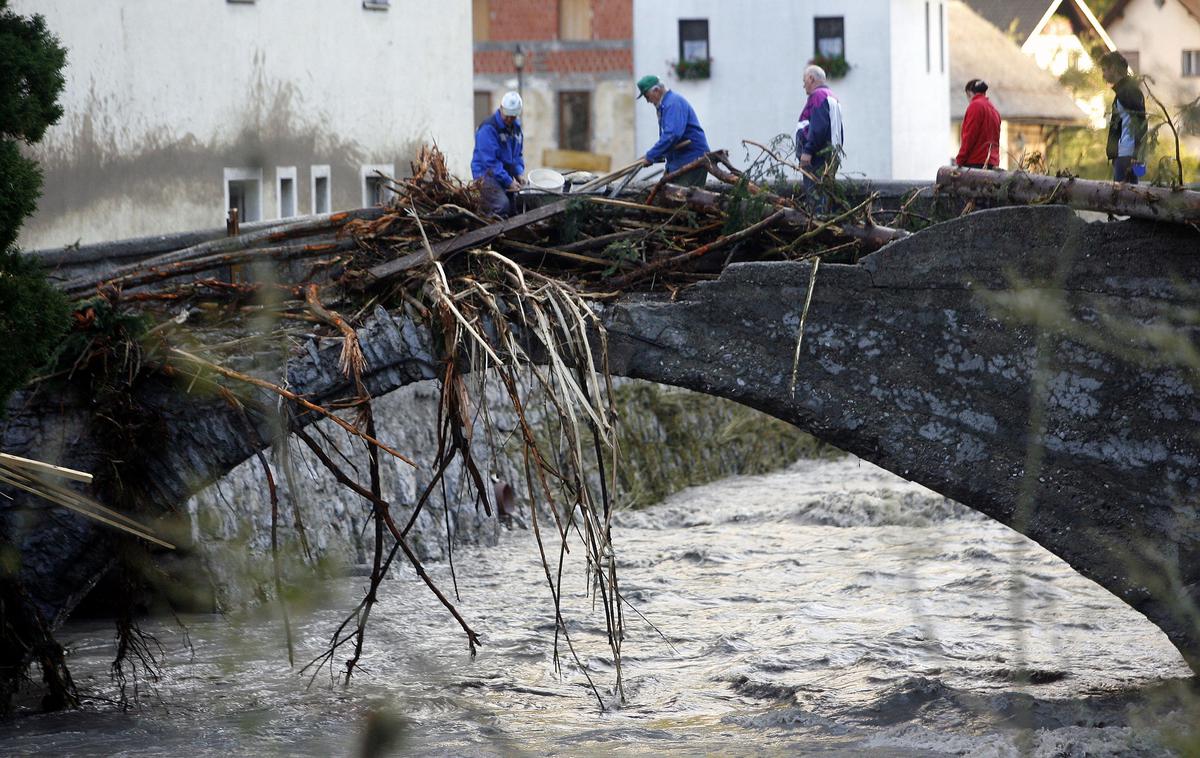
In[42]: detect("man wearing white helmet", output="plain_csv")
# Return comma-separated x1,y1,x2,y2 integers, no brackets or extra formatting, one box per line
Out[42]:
471,91,526,217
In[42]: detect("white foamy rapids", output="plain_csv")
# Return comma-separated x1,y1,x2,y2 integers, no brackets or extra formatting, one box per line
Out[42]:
1,457,1194,756
613,457,983,531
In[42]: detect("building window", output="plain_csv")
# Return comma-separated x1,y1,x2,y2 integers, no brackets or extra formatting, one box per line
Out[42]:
558,91,591,152
311,165,331,215
226,0,255,4
474,91,493,127
678,19,709,63
361,164,394,207
224,168,262,223
814,16,844,59
559,0,592,40
276,166,297,219
473,0,490,41
362,0,390,9
1183,50,1200,77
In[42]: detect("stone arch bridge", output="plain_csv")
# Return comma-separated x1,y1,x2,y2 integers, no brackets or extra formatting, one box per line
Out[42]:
4,205,1200,676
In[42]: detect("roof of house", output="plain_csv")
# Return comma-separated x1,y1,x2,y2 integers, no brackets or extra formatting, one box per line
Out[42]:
1103,0,1200,25
960,0,1055,43
960,0,1114,48
950,1,1089,124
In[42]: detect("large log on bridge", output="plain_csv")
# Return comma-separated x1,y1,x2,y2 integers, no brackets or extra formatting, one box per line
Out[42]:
936,166,1200,224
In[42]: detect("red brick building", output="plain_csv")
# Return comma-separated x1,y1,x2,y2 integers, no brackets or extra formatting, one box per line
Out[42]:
472,0,635,171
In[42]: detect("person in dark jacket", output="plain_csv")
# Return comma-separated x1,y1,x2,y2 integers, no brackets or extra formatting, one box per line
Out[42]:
471,91,525,217
956,79,1002,168
796,64,844,211
636,75,710,186
1100,52,1147,184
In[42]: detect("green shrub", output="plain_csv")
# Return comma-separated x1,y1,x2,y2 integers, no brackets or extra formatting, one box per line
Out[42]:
0,248,69,411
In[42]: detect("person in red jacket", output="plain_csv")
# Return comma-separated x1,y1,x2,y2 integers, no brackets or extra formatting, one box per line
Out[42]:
956,79,1002,169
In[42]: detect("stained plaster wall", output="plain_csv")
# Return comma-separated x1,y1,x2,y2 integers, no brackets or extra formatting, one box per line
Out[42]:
12,0,474,251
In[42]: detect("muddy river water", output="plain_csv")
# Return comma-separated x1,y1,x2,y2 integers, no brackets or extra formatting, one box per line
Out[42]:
1,457,1196,756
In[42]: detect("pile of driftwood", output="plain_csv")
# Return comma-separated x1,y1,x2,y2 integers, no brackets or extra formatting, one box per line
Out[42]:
53,148,1200,340
60,146,911,322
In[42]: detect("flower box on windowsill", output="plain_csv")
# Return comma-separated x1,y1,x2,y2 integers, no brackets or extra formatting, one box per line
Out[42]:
671,57,712,81
810,54,851,79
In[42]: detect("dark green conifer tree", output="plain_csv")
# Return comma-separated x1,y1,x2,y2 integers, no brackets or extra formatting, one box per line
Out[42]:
0,0,70,412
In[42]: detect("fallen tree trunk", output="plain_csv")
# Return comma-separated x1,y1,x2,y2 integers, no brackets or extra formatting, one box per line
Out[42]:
657,184,908,253
935,167,1200,225
78,237,357,295
28,210,381,268
62,208,385,298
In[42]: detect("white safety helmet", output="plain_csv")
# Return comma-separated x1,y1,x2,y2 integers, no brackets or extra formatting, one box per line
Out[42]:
500,91,523,118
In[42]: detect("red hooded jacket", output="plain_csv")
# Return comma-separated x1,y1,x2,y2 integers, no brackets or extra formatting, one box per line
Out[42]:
956,93,1001,167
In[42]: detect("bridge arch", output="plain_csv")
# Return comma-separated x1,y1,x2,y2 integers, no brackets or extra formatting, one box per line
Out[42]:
4,204,1200,676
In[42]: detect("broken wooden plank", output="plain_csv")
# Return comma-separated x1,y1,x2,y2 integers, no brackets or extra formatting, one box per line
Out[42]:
935,167,1200,224
542,147,612,172
0,453,92,484
365,199,572,282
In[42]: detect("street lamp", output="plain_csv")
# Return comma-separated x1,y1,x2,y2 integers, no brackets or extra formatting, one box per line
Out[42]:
513,44,526,98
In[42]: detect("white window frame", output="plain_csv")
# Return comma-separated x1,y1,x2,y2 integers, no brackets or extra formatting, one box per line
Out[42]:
311,164,332,215
361,163,395,207
276,166,297,219
223,167,263,223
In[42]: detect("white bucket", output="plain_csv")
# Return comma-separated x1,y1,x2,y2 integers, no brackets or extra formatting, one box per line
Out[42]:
528,168,566,193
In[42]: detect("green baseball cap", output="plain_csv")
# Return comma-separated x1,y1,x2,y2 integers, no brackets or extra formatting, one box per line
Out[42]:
636,75,661,98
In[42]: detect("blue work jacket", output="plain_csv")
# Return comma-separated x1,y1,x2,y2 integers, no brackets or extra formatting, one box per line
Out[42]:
471,111,525,187
646,90,710,172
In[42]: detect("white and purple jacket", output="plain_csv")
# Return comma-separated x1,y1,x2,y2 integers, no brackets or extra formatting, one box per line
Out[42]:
796,86,844,168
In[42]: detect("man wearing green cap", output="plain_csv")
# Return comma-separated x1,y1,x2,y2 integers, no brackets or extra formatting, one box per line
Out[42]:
636,75,710,186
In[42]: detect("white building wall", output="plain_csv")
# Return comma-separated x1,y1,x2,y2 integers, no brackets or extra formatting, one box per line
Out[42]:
891,0,953,180
12,0,473,250
632,0,949,182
